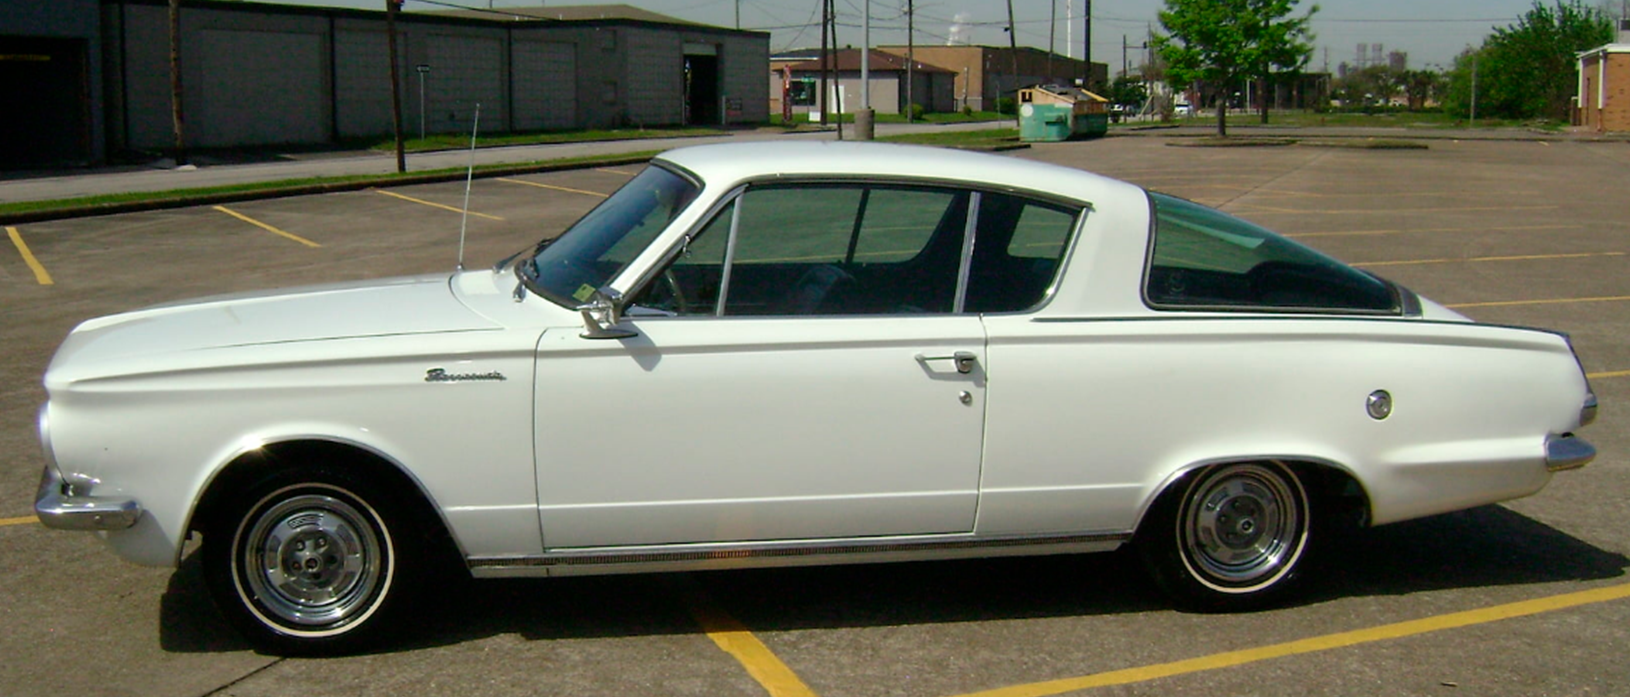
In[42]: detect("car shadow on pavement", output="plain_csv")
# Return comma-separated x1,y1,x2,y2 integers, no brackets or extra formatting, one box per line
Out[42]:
157,552,252,653
1304,504,1628,601
156,504,1627,655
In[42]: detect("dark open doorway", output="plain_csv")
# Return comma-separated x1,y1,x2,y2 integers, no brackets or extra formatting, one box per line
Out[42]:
0,36,92,168
684,53,719,126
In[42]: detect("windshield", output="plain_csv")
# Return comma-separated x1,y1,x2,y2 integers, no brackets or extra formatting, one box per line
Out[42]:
517,164,701,307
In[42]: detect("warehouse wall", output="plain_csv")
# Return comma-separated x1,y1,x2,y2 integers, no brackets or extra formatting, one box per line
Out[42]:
512,39,577,131
74,0,769,157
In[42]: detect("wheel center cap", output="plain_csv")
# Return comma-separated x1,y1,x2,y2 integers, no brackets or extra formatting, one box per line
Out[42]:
285,533,337,580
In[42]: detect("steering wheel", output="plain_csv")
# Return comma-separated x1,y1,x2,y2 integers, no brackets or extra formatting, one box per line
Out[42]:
638,268,690,315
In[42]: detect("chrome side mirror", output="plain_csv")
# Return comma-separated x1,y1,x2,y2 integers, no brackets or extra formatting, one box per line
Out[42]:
577,287,638,340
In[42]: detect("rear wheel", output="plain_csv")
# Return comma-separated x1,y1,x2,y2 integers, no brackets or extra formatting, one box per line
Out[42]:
203,468,420,655
1139,461,1312,611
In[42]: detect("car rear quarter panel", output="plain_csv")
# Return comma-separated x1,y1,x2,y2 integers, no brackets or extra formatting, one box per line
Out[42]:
975,315,1590,535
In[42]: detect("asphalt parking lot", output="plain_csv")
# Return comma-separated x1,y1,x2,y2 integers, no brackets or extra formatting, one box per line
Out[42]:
2,134,1628,697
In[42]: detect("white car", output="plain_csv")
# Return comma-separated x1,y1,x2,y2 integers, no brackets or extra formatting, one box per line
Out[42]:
34,141,1597,654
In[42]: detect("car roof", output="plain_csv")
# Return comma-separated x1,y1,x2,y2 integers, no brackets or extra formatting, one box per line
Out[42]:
653,140,1139,204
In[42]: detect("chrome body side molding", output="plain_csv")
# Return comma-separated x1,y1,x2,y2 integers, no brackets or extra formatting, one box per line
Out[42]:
468,531,1132,578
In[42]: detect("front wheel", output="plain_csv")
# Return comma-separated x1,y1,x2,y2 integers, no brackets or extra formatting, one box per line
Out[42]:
203,469,419,655
1138,461,1313,612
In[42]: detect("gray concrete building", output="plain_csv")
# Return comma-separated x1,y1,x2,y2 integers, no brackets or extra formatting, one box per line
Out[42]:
1,0,768,168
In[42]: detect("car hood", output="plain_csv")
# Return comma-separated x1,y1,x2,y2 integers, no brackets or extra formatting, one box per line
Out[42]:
47,274,498,378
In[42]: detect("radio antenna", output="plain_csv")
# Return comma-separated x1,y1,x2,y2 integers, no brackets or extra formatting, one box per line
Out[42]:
456,102,481,271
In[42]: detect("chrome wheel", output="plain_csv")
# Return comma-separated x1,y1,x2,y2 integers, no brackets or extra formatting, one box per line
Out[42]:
231,484,393,636
1138,460,1316,611
1178,462,1308,592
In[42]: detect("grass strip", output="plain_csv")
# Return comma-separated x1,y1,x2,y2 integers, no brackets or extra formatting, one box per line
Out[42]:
371,127,725,153
0,151,660,224
879,128,1023,149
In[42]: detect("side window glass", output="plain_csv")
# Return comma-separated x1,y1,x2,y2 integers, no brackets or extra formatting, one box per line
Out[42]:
851,188,955,263
964,192,1078,313
726,184,966,316
626,200,731,316
1145,192,1397,313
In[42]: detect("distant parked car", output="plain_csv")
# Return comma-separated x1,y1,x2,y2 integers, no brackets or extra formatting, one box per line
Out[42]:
35,141,1597,654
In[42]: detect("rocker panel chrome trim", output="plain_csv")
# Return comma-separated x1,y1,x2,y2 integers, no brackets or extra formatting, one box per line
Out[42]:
467,531,1131,577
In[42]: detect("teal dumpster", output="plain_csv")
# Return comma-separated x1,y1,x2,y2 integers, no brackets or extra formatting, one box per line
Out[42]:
1020,103,1075,142
1017,85,1110,141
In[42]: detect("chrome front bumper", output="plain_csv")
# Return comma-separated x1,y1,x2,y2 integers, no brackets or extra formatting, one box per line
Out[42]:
1544,434,1596,473
34,466,142,531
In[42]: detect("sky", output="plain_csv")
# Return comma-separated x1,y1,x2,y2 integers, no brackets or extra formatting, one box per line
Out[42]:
269,0,1628,72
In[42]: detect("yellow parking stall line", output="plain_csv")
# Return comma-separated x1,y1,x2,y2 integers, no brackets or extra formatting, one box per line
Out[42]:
0,516,37,527
1446,295,1630,309
495,177,609,198
1354,251,1626,268
373,189,506,219
677,578,819,697
1289,224,1580,239
1244,188,1531,200
6,226,54,285
951,583,1630,697
594,167,638,177
1234,203,1560,215
1587,370,1630,380
212,206,322,248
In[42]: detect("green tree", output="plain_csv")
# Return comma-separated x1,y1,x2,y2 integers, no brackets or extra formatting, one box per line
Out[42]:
1332,64,1396,109
1108,75,1149,110
1441,1,1613,121
1401,70,1446,111
1153,0,1319,135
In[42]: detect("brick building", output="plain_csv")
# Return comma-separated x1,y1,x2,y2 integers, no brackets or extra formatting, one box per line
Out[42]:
770,48,956,119
1577,36,1630,133
875,45,1106,113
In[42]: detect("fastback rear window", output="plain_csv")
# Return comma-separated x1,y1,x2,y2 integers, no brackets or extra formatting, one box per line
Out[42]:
1144,192,1398,314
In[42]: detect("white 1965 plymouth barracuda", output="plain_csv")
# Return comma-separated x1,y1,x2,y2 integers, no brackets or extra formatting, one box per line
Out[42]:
35,141,1596,654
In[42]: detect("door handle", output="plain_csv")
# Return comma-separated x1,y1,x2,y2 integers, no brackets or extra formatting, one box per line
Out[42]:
915,350,978,374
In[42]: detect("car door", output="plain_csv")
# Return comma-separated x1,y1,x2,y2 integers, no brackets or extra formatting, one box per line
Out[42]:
532,182,989,549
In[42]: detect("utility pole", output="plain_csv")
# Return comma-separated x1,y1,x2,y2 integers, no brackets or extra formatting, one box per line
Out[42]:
819,0,829,127
1469,55,1478,128
1067,0,1073,60
386,0,406,173
1083,0,1092,88
829,0,843,139
1006,0,1019,128
1048,0,1056,81
861,0,869,109
168,0,187,166
906,0,915,122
